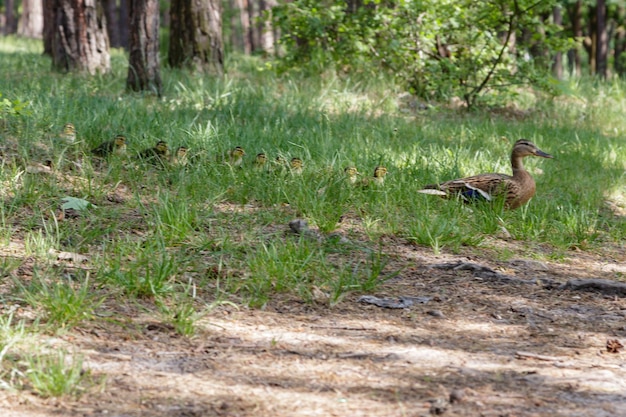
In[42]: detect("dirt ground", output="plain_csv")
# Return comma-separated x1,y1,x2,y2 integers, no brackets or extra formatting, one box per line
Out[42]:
2,233,626,417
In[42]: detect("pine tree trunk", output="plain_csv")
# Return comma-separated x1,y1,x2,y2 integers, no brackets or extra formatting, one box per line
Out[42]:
551,6,563,79
119,0,130,50
615,7,626,77
239,0,252,54
103,0,120,47
42,0,54,55
127,0,162,95
168,0,224,74
51,0,111,74
596,0,608,78
4,0,18,35
18,0,44,38
229,0,243,52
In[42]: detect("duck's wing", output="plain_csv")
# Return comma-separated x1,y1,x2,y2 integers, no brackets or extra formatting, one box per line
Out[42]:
421,173,513,202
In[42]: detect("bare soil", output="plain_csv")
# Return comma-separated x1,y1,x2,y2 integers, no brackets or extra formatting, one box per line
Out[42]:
2,232,626,417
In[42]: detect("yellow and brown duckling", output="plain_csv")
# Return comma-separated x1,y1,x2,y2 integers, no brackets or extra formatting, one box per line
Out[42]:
92,134,127,158
418,139,553,210
170,146,189,166
290,157,304,175
254,152,268,170
139,140,170,165
344,166,359,184
228,146,246,167
59,123,77,144
372,166,388,185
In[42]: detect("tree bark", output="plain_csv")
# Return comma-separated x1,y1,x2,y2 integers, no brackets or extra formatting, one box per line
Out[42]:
168,0,224,74
596,0,608,78
42,0,54,55
103,0,120,47
239,0,252,54
566,0,582,77
615,6,626,77
18,0,44,38
4,0,18,34
51,0,111,74
127,0,162,95
119,0,130,49
551,5,563,79
258,0,276,55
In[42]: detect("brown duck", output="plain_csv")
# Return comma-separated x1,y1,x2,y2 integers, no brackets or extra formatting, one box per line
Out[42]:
418,139,553,209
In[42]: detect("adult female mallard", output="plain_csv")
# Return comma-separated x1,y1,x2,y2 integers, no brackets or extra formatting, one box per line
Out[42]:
418,139,553,209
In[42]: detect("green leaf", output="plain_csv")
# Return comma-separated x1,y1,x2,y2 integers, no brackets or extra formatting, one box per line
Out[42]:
61,197,96,211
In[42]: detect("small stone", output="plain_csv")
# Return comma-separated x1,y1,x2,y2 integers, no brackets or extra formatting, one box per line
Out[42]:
426,310,445,318
449,388,465,404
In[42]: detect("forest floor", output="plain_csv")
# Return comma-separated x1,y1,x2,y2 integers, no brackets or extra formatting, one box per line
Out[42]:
2,229,626,417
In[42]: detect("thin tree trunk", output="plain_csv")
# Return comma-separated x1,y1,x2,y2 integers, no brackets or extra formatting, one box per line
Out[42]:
103,0,120,47
259,0,276,55
51,0,111,74
18,0,44,38
119,0,130,50
552,5,563,79
42,0,54,55
4,0,18,35
127,0,162,95
229,0,242,52
567,0,583,77
239,0,251,54
587,4,597,75
615,6,626,77
596,0,607,78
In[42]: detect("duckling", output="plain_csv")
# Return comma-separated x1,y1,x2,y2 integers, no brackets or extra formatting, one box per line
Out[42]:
92,134,127,158
418,139,553,209
228,146,245,167
59,123,77,144
138,140,170,166
253,152,267,170
360,166,388,188
344,166,359,184
290,157,303,175
170,146,189,166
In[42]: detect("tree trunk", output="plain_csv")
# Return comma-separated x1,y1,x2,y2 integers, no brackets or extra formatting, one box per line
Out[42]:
168,0,224,74
103,0,120,47
119,0,130,49
239,0,252,54
247,0,259,52
42,0,54,55
551,5,563,79
51,0,111,74
596,0,607,78
18,0,44,38
258,0,276,55
127,0,162,95
615,6,626,77
229,0,242,52
587,4,597,75
566,0,582,77
4,0,18,35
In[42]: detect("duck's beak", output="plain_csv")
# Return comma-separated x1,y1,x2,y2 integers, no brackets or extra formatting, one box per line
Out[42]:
535,149,553,158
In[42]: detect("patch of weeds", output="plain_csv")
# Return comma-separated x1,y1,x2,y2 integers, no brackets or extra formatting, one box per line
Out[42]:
25,350,93,398
150,192,199,245
244,238,322,308
102,248,178,298
15,269,102,330
328,247,400,305
0,311,27,390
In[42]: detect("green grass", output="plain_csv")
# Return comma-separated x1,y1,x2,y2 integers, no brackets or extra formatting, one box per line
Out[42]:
1,36,626,337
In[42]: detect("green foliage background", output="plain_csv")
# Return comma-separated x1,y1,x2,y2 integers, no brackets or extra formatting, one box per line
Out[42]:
272,0,574,107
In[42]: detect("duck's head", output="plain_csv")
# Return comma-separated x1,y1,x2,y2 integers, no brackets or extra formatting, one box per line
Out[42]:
114,135,126,146
513,139,553,159
155,141,169,154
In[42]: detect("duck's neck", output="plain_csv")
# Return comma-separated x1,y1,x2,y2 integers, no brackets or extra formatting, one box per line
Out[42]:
511,154,527,178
